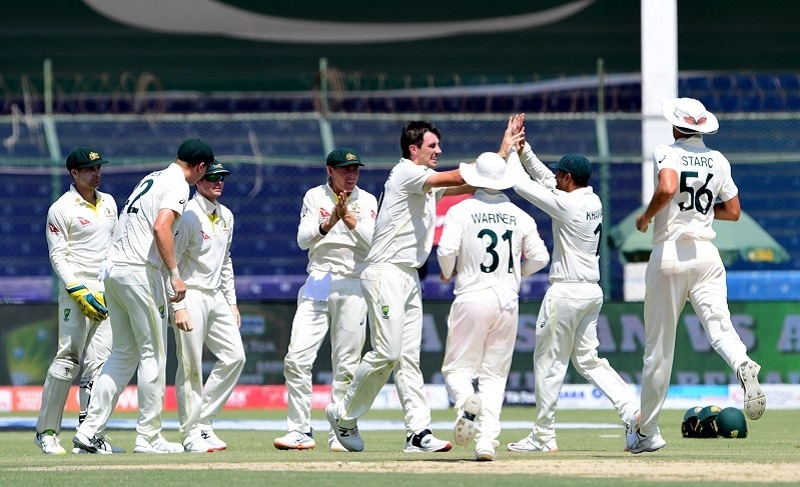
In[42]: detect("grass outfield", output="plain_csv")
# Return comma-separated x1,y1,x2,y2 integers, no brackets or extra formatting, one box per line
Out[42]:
1,407,798,486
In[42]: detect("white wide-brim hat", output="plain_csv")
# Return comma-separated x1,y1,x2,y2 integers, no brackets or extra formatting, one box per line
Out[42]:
460,152,516,190
662,97,719,134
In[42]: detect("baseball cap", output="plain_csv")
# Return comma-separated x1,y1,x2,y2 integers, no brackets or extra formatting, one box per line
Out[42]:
326,147,364,167
549,153,592,182
65,147,109,170
459,152,516,190
205,161,230,176
662,97,719,134
177,138,217,166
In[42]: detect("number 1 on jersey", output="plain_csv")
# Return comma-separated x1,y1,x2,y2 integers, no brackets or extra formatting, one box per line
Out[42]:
478,228,513,273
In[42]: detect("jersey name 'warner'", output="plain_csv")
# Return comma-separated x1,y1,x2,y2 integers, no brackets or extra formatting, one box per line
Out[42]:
470,212,517,225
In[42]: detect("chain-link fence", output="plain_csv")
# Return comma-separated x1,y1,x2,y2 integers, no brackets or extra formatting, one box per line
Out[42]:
1,111,798,302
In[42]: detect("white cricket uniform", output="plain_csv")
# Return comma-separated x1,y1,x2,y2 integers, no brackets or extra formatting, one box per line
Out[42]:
283,183,376,436
334,158,446,436
437,189,549,448
39,185,117,435
171,192,245,441
77,163,190,443
639,135,753,437
512,147,639,448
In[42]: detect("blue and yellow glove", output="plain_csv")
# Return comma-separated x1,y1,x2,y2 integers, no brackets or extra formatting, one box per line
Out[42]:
66,282,109,322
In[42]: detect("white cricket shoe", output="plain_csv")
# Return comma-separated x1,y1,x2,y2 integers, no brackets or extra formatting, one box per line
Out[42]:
507,433,558,452
474,439,496,462
273,431,316,450
624,409,641,435
453,394,481,446
328,435,347,452
325,403,363,452
72,431,113,454
738,361,766,420
34,430,67,455
133,434,184,454
403,429,452,453
201,430,227,451
184,435,216,453
72,433,125,454
626,429,666,454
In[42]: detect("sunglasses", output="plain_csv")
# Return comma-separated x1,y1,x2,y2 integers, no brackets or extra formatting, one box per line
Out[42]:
204,174,226,182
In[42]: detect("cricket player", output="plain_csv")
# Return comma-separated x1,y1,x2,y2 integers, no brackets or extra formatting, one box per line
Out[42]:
506,115,640,453
627,98,765,454
172,162,245,453
36,147,119,454
73,139,211,454
326,121,474,453
438,150,549,462
273,147,377,452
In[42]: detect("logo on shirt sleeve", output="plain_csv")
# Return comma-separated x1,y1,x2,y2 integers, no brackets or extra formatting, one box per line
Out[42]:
48,223,60,234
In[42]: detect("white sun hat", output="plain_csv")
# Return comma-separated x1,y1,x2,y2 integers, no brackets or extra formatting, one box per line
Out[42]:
459,152,517,190
662,97,719,134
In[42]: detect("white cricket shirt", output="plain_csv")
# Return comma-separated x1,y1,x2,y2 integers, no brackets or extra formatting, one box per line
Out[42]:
109,163,189,268
513,149,603,283
46,184,118,285
367,158,446,268
171,192,236,310
437,189,549,297
297,183,377,278
651,135,738,244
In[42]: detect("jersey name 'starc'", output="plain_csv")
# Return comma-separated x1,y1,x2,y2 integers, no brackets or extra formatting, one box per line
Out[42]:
681,155,714,168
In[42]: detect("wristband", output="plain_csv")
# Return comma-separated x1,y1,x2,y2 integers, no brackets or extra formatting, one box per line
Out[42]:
319,223,328,236
168,267,180,280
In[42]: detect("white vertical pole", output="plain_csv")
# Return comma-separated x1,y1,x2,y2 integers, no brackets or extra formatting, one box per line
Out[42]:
640,0,678,204
318,57,335,156
625,1,679,301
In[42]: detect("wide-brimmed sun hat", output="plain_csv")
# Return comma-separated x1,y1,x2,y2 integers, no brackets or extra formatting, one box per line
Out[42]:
662,97,719,134
459,152,516,190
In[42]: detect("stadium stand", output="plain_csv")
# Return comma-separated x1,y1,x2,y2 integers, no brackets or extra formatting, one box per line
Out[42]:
1,73,798,300
3,73,800,115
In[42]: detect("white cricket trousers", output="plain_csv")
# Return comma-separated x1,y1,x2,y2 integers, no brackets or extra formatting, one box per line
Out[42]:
283,276,366,435
442,293,518,446
174,288,246,441
639,239,751,437
335,263,432,435
77,264,169,442
37,275,111,435
532,282,639,445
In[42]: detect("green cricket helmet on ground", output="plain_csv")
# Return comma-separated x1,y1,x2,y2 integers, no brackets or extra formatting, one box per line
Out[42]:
681,406,704,438
697,405,723,438
716,407,748,438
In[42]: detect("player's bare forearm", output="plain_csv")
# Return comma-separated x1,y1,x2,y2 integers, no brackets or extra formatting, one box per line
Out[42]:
636,191,672,232
443,184,475,196
423,168,465,191
154,230,177,270
153,209,179,270
714,195,741,221
637,169,677,232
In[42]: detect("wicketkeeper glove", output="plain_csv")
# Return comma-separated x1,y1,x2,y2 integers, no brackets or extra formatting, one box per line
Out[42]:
66,282,109,322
